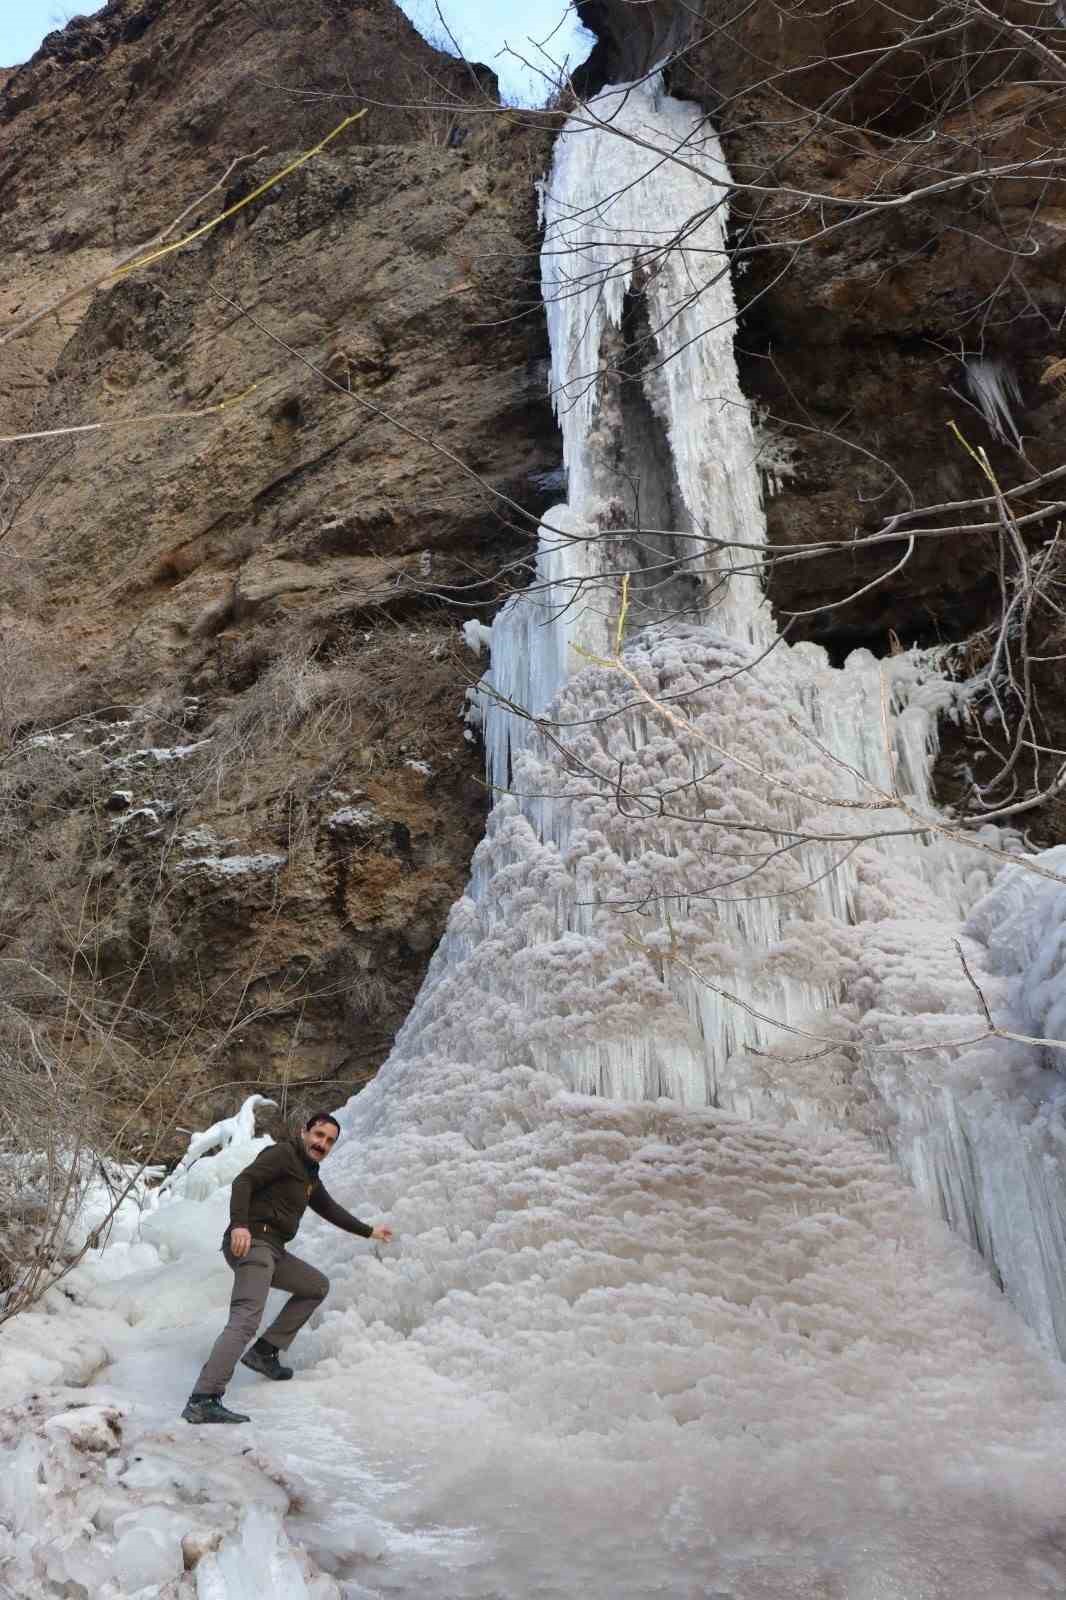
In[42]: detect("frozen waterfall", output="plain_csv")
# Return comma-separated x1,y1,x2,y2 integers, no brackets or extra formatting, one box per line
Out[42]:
467,75,1066,1359
7,69,1066,1600
475,76,771,797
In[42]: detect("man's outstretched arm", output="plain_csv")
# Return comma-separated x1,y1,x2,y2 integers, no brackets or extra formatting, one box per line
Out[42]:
309,1183,392,1242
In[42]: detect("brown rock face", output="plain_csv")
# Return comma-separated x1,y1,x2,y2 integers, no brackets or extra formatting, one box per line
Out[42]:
0,0,559,1150
578,0,1066,826
579,0,1066,649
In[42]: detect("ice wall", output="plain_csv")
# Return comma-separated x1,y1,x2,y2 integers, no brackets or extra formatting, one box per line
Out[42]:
455,628,987,1116
856,848,1066,1355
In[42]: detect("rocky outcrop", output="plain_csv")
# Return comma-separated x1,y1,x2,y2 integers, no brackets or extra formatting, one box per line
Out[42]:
580,0,1066,653
0,0,558,1150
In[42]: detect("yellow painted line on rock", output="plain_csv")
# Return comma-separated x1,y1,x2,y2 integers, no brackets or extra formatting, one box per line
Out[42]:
114,109,368,279
0,383,259,446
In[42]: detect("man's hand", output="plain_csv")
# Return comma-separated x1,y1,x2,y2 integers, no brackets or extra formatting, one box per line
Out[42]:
370,1224,394,1244
231,1226,252,1258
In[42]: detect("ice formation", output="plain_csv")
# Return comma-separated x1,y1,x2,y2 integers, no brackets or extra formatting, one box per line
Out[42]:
476,77,771,796
963,355,1024,449
7,69,1066,1600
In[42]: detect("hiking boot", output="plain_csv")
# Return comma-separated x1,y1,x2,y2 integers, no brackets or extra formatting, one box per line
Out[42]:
240,1339,294,1381
182,1393,250,1425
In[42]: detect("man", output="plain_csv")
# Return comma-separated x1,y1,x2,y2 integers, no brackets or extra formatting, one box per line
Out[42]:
182,1110,393,1424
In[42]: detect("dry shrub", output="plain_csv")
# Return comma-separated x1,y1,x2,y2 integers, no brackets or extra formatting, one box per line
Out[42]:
196,623,467,792
0,1002,112,1317
0,620,52,745
194,645,333,799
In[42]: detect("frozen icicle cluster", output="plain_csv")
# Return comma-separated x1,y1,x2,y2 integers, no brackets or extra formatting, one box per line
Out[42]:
964,355,1024,447
850,847,1066,1356
465,70,1066,1385
540,78,767,599
435,626,1003,1118
475,556,1066,1368
967,843,1066,1052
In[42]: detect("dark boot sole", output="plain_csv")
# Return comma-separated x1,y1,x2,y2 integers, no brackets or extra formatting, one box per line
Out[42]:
240,1352,293,1381
181,1407,249,1424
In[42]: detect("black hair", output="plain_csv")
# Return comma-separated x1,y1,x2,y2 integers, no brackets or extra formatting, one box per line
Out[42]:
305,1111,341,1137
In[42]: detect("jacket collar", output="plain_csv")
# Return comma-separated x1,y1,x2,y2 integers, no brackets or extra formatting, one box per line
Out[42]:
290,1134,319,1177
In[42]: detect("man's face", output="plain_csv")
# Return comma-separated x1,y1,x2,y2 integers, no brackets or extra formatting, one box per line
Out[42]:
302,1120,338,1162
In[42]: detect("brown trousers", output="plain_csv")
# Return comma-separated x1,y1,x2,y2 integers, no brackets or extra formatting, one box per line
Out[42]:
194,1237,329,1396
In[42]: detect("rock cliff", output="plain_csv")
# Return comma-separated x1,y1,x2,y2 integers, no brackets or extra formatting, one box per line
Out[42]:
1,0,558,1150
2,0,1064,1157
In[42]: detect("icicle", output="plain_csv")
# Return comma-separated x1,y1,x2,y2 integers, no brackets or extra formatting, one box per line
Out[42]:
964,356,1024,448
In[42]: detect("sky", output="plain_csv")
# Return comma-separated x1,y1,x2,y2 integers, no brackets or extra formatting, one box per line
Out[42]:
0,1,592,104
0,0,95,68
397,0,591,103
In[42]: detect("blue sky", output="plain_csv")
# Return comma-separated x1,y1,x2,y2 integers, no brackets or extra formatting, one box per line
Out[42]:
0,0,92,67
397,1,590,104
0,1,591,103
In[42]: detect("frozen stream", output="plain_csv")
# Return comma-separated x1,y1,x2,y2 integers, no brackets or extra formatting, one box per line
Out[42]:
6,72,1066,1600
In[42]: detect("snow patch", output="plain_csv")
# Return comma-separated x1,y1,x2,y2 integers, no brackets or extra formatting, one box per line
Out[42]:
107,739,212,771
177,825,236,856
174,852,287,878
327,806,379,832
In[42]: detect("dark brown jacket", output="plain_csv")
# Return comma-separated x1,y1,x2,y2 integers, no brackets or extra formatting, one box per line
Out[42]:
228,1135,373,1247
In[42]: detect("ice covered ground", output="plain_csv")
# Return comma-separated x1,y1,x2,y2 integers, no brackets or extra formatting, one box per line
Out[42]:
7,630,1066,1597
7,68,1066,1600
6,1043,1066,1598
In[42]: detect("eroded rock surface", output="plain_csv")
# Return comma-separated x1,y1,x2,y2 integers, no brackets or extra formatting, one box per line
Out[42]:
1,0,557,1146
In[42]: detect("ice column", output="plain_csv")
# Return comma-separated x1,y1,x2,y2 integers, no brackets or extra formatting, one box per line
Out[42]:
476,73,772,797
453,69,981,1116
